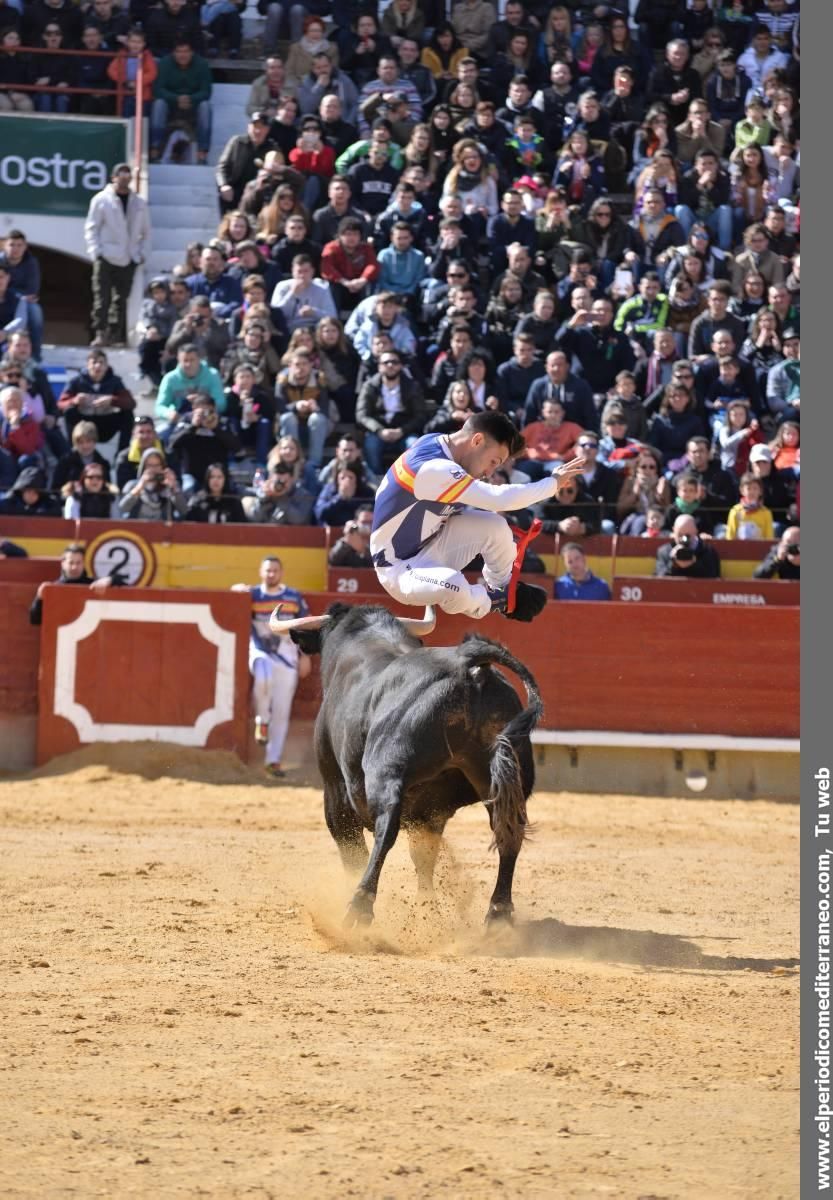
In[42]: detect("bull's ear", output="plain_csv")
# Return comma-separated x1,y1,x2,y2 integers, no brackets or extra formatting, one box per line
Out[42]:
290,628,322,656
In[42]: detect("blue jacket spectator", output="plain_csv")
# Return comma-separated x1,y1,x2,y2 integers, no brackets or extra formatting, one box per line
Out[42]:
554,543,612,600
186,246,244,321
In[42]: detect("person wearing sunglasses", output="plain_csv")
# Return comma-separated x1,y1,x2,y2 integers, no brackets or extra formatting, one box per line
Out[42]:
355,350,426,476
63,463,118,520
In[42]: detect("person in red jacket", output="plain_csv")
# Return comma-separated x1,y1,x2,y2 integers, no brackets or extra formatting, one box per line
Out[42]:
0,386,44,463
107,26,158,118
320,216,380,313
517,398,583,481
288,117,336,211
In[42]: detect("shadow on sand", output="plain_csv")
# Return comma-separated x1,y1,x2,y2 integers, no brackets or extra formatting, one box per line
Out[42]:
476,917,800,974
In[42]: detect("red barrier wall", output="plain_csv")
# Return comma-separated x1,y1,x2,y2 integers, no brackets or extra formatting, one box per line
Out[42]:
36,586,252,765
612,576,800,606
0,582,42,718
295,593,799,739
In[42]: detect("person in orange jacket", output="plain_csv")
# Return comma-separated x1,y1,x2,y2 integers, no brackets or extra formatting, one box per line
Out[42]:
107,26,158,117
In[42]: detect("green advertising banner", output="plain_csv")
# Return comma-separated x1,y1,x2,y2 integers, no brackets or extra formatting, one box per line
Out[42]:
0,115,129,218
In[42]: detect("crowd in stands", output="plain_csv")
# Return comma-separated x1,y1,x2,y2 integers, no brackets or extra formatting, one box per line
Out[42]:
0,1,800,572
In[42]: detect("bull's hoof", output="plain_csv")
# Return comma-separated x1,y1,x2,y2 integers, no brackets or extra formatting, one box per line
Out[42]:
485,902,515,925
343,892,375,929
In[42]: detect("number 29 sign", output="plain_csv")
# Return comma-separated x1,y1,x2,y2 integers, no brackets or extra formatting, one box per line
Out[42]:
84,530,156,588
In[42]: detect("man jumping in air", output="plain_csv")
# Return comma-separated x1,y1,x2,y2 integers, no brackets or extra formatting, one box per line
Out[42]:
370,411,586,621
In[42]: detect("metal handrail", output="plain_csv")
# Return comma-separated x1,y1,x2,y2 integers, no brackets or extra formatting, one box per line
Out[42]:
1,44,146,189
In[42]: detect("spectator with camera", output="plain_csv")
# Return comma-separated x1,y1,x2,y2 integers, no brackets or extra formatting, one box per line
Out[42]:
165,295,230,370
167,392,239,493
118,447,186,521
243,460,315,525
654,514,721,578
328,507,374,567
753,525,800,580
156,344,226,431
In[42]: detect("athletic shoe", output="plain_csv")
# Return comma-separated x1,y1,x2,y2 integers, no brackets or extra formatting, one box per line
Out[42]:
254,716,268,744
265,763,285,779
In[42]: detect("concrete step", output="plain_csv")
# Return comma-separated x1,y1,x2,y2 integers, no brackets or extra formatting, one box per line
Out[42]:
150,204,219,231
209,81,251,162
149,162,214,185
146,251,188,279
150,227,218,253
150,182,217,205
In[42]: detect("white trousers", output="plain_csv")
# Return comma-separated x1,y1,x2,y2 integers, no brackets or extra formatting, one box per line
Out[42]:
377,510,516,619
251,653,298,765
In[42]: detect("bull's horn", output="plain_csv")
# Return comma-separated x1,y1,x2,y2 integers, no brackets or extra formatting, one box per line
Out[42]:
397,606,436,637
269,608,330,635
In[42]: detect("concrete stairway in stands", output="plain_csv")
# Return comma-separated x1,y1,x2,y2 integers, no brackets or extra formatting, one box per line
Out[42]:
144,82,251,281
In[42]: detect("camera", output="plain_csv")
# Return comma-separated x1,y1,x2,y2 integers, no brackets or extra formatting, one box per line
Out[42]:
786,543,800,558
672,534,696,564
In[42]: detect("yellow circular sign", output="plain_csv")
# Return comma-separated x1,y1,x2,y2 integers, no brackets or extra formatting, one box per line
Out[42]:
84,529,156,588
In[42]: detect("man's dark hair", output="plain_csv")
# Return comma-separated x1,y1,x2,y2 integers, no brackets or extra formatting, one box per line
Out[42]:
463,411,524,457
179,342,199,355
561,542,585,557
173,37,193,49
291,253,314,269
571,248,593,265
64,543,85,557
7,229,26,241
708,280,733,299
337,216,364,235
391,220,413,234
510,74,530,89
642,270,661,284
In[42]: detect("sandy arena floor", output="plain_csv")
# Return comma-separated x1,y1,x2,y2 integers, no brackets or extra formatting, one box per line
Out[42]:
0,745,798,1199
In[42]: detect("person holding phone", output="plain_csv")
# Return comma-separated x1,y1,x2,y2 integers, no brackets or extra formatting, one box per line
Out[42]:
288,117,336,210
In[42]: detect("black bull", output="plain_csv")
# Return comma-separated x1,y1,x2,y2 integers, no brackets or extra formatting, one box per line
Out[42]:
288,604,543,927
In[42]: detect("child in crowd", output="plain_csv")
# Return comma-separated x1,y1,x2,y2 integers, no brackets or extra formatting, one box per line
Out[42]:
716,399,765,476
725,473,775,539
605,370,647,440
137,278,177,388
769,420,800,473
704,356,750,431
664,471,716,535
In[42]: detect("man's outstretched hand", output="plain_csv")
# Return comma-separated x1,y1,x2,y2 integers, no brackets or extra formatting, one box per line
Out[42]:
551,455,587,495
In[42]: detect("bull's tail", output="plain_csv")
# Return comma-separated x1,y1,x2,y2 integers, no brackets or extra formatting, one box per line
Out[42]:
457,635,543,854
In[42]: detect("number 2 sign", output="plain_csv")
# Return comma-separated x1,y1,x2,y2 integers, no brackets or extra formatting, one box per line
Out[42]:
84,530,156,588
